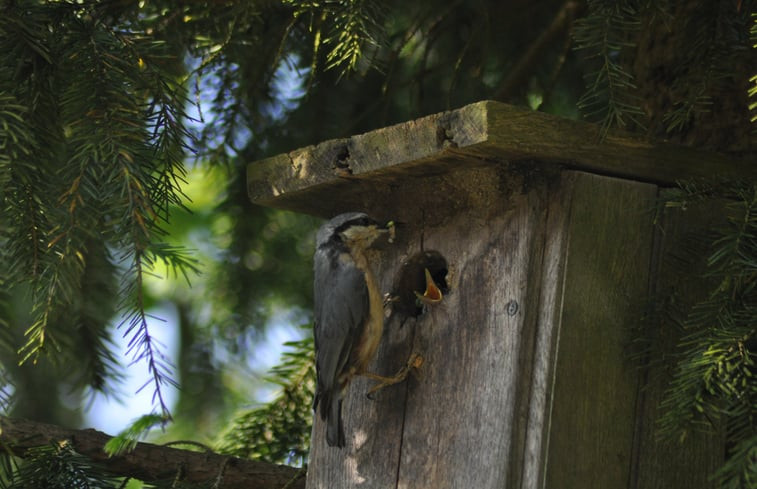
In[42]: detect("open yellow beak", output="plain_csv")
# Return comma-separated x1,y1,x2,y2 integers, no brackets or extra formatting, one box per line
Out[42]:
414,268,443,305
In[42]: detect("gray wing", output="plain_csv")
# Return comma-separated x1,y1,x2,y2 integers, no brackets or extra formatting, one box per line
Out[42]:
313,249,370,398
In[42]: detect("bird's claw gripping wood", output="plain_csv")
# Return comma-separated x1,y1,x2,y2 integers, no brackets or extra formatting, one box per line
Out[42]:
364,352,424,400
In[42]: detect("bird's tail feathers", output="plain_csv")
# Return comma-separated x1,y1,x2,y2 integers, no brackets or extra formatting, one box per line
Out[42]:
326,397,345,448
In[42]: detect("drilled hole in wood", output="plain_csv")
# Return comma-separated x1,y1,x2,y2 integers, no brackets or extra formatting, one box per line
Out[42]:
391,251,448,318
333,147,352,175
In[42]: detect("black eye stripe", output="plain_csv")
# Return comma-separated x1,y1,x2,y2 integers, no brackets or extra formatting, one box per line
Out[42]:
335,217,376,233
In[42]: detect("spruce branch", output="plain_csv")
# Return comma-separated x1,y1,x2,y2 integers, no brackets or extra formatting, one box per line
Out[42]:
120,250,177,419
104,413,169,457
324,0,383,74
71,239,121,394
218,334,315,465
713,433,757,489
0,2,197,402
0,94,34,188
8,441,121,489
661,2,749,134
573,1,645,136
657,180,757,488
288,0,384,76
0,416,305,489
19,241,86,366
0,278,13,413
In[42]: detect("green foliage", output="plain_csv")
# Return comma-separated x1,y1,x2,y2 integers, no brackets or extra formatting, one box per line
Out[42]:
713,434,757,489
289,0,385,75
217,334,314,466
0,280,13,412
573,0,646,136
1,442,121,489
0,0,195,416
574,2,755,138
661,3,753,134
659,180,757,488
0,0,754,486
104,413,170,457
184,0,385,164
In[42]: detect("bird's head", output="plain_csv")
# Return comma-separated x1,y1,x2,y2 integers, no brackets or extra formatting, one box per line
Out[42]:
317,212,395,252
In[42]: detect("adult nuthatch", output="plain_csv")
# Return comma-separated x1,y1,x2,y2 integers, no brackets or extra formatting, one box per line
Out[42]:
312,212,393,447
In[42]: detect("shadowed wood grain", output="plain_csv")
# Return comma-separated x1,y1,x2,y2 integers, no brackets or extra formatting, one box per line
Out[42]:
305,165,552,488
299,166,724,489
545,173,658,489
395,182,550,488
520,174,575,489
630,199,725,489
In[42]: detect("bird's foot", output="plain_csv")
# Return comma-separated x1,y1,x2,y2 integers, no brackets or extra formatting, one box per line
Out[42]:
363,352,424,400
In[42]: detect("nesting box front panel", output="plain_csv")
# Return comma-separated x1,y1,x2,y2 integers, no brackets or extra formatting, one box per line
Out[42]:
305,164,554,488
394,177,553,488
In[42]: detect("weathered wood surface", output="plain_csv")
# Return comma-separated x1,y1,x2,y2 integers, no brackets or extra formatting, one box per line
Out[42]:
520,175,574,489
304,169,671,489
305,162,547,489
631,200,725,489
394,171,550,489
247,101,748,219
544,173,657,489
307,164,542,488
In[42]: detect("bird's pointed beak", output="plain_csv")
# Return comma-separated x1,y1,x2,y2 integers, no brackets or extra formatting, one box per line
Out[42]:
414,268,443,305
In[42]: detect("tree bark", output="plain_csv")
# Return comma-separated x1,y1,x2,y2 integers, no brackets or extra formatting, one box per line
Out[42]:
0,416,305,489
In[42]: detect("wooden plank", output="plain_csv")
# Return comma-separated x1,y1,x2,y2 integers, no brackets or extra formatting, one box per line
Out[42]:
520,173,575,489
247,101,748,217
544,172,658,489
394,176,551,488
478,105,740,184
305,164,555,488
630,199,724,489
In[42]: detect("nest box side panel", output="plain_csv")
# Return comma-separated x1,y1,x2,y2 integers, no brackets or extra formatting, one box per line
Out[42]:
544,172,658,489
632,200,725,489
